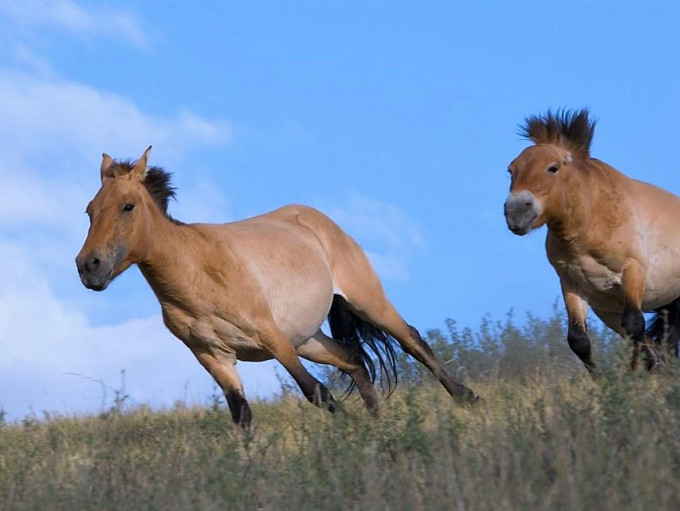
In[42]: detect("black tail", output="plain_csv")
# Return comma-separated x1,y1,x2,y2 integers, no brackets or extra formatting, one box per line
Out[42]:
647,298,680,357
327,295,399,395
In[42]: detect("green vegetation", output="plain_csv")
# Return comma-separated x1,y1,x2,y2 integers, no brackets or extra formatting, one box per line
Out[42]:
2,311,679,510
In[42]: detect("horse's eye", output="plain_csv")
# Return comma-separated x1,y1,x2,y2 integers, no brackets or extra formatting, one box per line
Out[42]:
123,203,135,213
547,165,559,174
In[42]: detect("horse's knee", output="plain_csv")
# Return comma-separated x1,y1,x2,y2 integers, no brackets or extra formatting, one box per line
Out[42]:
568,322,594,370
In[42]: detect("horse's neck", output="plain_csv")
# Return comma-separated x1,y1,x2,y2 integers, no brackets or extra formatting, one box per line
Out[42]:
137,218,202,309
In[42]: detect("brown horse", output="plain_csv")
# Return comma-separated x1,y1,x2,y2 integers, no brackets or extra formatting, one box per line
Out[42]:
76,147,477,426
504,109,680,371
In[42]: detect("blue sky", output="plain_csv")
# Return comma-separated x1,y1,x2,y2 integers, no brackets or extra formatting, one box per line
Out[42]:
0,0,678,419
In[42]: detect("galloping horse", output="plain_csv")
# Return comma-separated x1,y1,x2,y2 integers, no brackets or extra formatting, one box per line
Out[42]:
504,109,680,371
76,147,477,426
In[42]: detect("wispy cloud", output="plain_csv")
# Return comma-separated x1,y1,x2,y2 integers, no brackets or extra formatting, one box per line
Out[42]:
0,70,232,166
0,0,151,49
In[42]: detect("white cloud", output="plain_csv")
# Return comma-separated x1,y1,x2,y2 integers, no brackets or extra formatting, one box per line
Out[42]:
0,70,232,167
0,0,151,49
0,171,85,229
319,192,425,282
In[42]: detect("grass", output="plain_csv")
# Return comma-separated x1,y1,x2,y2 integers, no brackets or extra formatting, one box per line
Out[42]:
2,362,680,510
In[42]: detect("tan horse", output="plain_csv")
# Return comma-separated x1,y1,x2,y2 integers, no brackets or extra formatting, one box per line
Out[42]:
76,147,477,426
504,109,680,371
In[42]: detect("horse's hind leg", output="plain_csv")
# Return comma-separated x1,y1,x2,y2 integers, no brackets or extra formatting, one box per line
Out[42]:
595,306,661,371
345,296,477,404
297,330,380,414
383,311,477,403
258,325,339,412
326,230,476,403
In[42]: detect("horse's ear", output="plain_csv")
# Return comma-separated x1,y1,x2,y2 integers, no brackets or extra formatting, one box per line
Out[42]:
131,145,152,181
101,153,115,182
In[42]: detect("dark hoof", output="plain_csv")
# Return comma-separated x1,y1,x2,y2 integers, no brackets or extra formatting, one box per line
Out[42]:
456,387,481,407
646,358,665,373
644,345,663,372
462,394,484,407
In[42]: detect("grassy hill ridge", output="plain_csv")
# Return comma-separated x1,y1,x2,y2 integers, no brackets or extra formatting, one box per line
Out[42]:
2,311,680,510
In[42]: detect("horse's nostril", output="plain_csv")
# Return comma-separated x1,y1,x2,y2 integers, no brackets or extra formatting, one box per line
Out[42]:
85,255,101,273
524,201,532,207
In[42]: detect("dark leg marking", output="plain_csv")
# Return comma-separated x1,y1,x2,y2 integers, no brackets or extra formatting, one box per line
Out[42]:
226,391,252,428
622,301,660,371
567,320,595,371
297,379,337,413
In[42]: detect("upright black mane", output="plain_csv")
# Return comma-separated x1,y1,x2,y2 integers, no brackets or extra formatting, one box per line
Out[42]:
113,160,182,224
519,109,596,158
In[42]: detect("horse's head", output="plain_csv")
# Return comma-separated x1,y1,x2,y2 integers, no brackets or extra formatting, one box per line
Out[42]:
76,147,155,291
504,109,595,236
504,144,574,235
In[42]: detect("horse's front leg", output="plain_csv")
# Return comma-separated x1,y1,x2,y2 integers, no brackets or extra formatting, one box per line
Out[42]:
621,262,660,370
192,349,253,427
562,287,596,371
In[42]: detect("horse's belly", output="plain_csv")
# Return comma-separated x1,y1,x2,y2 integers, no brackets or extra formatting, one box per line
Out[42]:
185,302,329,361
641,270,680,310
638,223,680,308
235,224,336,346
188,317,273,362
270,280,334,347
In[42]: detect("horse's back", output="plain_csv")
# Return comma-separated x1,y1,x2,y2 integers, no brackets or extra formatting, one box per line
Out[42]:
192,203,388,316
628,177,680,230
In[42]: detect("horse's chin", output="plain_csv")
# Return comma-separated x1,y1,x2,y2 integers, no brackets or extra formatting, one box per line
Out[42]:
80,271,113,292
506,212,544,236
506,216,538,236
509,226,532,236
